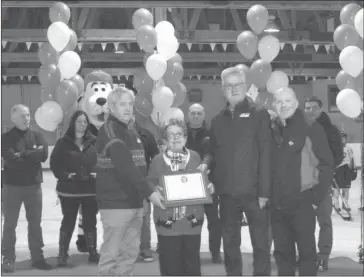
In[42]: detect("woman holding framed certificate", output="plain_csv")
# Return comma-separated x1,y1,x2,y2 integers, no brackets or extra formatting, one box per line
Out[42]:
147,119,214,276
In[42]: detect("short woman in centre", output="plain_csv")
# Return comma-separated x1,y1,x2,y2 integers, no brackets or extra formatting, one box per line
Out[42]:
148,119,214,276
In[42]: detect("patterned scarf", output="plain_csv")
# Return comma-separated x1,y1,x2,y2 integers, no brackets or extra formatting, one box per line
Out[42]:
164,148,189,221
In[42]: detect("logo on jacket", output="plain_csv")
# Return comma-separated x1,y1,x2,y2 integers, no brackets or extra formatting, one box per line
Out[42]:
288,140,294,146
131,149,147,167
239,113,250,118
181,176,188,183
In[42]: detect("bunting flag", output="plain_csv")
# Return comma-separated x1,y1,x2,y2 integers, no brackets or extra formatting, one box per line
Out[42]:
213,75,217,80
77,43,83,51
312,76,317,81
101,43,107,51
291,43,297,52
186,43,192,51
25,42,32,50
2,41,8,48
289,75,293,81
209,43,216,51
222,43,228,51
37,42,43,48
113,42,119,50
313,44,320,52
197,75,202,80
117,76,120,81
19,76,24,81
324,44,331,53
27,76,32,81
280,42,285,50
3,76,7,82
305,76,309,81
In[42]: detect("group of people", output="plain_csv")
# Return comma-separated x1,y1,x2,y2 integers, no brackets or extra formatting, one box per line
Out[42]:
1,66,357,276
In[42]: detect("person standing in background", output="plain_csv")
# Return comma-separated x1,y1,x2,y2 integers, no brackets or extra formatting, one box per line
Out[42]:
50,110,99,267
333,132,355,211
304,96,344,270
186,103,222,264
1,104,52,273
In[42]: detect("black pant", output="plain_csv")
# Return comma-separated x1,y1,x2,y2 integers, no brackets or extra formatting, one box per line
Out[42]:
158,234,201,276
204,196,222,254
271,199,317,276
59,196,98,235
2,184,44,262
220,195,271,276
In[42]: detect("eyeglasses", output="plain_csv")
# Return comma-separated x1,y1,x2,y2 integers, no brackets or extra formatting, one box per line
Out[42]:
223,83,246,90
166,132,184,140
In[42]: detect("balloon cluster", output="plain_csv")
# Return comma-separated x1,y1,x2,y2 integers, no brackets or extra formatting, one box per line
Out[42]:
236,5,289,94
36,2,84,132
335,3,363,118
132,8,186,124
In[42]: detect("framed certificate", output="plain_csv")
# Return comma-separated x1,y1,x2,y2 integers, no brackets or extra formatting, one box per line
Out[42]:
159,170,213,207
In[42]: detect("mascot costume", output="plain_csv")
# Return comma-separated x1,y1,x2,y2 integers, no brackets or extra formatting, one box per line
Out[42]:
75,70,113,252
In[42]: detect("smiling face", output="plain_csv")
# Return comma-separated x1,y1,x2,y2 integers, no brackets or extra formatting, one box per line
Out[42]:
164,124,187,152
80,81,113,128
273,87,299,120
109,91,135,124
222,68,247,106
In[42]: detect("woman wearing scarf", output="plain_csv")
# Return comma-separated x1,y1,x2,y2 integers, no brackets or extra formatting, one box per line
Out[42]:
148,119,214,276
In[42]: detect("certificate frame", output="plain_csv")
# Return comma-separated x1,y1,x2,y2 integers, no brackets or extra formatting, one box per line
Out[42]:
159,170,213,207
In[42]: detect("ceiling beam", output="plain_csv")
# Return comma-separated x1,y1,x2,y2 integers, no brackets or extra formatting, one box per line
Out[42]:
277,10,291,29
170,8,183,30
230,9,243,30
154,7,167,23
1,29,336,44
1,1,348,11
1,52,340,63
77,8,91,30
188,8,202,31
1,67,339,77
313,11,326,32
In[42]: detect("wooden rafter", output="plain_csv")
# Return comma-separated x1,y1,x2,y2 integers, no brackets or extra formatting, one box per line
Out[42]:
2,52,340,64
188,8,202,31
77,8,90,29
2,1,349,11
230,9,243,30
182,8,188,29
313,12,325,32
71,8,78,29
170,8,183,30
277,10,291,29
1,29,337,44
1,67,339,77
291,10,297,29
155,8,167,23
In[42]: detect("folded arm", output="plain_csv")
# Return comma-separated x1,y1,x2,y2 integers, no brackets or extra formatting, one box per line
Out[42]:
21,132,48,163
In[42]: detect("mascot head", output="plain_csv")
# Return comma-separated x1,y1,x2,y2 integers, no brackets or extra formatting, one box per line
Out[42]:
79,70,113,129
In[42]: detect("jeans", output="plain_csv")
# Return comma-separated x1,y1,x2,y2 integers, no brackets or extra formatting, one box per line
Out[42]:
98,209,143,276
1,184,44,262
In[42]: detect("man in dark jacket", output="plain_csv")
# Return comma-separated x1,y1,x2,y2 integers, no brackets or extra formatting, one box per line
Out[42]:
271,88,334,276
304,96,344,270
186,103,222,264
95,87,164,275
1,104,52,273
210,67,272,275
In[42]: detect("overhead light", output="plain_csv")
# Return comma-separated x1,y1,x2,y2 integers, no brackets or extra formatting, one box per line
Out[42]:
264,15,280,33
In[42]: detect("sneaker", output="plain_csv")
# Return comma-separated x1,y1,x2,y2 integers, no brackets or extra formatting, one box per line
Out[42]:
139,252,155,263
317,259,328,271
32,259,53,270
2,260,14,273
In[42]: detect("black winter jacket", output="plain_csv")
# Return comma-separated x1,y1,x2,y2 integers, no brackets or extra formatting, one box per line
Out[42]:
50,133,97,196
2,127,48,186
186,122,212,168
210,97,272,198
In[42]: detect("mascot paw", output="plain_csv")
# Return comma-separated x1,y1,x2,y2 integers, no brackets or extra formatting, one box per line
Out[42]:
76,235,88,253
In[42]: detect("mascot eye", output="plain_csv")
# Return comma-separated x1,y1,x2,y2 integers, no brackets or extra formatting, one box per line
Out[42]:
94,88,99,92
102,88,106,92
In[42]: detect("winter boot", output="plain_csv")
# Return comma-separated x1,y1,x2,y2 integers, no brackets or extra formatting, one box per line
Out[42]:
58,230,73,267
85,231,100,263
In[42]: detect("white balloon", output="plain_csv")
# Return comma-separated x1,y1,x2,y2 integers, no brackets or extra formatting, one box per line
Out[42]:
155,21,175,36
47,22,71,52
336,88,362,118
157,35,179,60
258,35,280,63
339,46,363,77
152,86,174,112
35,105,59,132
161,107,185,124
145,53,167,81
354,9,363,38
266,71,289,93
58,51,81,79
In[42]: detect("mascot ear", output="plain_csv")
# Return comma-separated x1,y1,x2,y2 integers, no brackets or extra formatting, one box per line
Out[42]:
77,96,83,103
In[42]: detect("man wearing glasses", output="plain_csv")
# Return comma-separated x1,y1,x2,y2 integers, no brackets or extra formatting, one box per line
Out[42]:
209,67,272,275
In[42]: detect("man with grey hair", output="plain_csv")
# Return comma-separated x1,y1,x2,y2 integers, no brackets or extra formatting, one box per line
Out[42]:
95,87,164,275
209,67,272,275
270,87,334,276
1,104,51,273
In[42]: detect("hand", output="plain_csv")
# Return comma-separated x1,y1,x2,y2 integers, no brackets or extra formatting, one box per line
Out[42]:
258,197,269,209
149,191,165,210
207,183,215,195
68,173,76,179
90,173,97,177
197,163,208,172
37,145,44,150
14,152,21,157
312,204,318,210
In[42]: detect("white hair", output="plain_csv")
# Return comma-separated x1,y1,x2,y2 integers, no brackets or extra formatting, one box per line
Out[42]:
11,104,29,117
189,103,204,112
107,87,135,110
